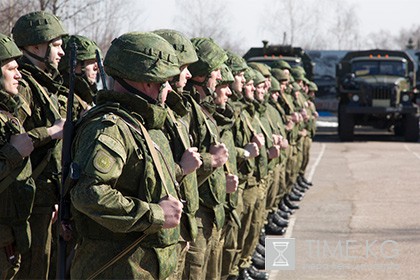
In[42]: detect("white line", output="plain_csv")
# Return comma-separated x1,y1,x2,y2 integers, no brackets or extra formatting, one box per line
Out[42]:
283,143,326,239
404,144,420,160
307,143,326,181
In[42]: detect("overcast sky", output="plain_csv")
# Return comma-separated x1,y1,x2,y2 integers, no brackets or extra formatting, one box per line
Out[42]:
131,0,420,51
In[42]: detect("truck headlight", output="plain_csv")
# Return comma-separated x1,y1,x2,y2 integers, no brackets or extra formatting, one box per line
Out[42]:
352,94,360,102
402,94,410,102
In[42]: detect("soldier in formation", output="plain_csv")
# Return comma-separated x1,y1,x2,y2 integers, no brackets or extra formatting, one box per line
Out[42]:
2,10,318,280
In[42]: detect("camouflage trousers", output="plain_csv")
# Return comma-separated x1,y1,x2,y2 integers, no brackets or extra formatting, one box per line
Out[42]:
182,207,221,280
299,136,312,177
237,179,267,270
15,208,53,280
266,164,281,213
220,187,244,279
285,143,299,188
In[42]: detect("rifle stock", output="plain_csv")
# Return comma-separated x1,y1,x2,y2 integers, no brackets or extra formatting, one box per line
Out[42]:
96,49,108,90
57,42,78,280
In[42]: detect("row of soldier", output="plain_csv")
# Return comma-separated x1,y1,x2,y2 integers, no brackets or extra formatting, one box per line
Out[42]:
0,10,318,280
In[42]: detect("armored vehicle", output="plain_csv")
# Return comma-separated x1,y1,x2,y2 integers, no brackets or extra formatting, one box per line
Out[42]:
243,40,315,80
337,49,419,142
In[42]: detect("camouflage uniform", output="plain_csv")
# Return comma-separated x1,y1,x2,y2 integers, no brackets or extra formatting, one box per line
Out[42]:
182,38,228,280
70,32,182,280
60,35,100,105
235,68,268,274
0,34,35,279
153,29,200,280
12,12,68,279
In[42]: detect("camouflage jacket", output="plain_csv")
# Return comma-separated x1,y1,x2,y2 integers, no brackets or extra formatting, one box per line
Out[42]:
0,90,35,253
267,100,288,165
183,84,226,230
165,90,199,241
70,90,181,279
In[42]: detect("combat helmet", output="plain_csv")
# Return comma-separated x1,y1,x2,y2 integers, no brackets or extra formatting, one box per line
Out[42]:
270,76,281,92
104,32,180,83
308,81,318,92
12,11,67,47
248,62,271,77
218,63,234,85
225,51,248,75
153,29,198,66
271,68,288,82
189,37,228,77
0,33,22,65
59,35,100,72
271,59,292,71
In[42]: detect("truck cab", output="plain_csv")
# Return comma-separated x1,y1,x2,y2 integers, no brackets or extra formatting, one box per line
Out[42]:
337,49,419,142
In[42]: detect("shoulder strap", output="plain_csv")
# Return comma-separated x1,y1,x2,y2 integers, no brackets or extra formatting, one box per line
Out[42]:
166,108,190,150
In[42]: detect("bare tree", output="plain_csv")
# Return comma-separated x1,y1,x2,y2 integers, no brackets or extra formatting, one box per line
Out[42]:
0,0,139,53
173,0,244,54
327,0,360,50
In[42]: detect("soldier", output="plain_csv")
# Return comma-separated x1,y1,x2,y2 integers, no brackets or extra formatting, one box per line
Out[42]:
0,33,35,280
152,29,203,280
182,37,229,279
11,11,69,279
210,63,240,280
234,68,268,280
69,32,184,279
59,35,101,106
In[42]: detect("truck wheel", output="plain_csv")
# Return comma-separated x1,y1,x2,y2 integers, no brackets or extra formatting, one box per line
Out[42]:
404,114,419,142
338,105,354,141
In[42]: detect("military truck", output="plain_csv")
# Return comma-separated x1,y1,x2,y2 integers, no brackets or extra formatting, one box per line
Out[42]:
243,40,315,80
336,49,419,142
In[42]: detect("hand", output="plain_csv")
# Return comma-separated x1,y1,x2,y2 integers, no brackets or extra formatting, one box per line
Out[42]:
225,174,239,193
10,133,34,157
299,129,308,137
272,134,283,146
280,138,289,150
285,120,295,131
159,195,183,229
244,142,259,158
47,118,66,140
314,111,319,119
179,147,202,175
301,109,309,121
291,112,300,123
267,145,281,159
51,204,59,224
251,133,265,148
209,143,229,168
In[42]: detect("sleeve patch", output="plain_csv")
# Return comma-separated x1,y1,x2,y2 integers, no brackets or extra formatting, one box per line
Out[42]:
93,149,115,173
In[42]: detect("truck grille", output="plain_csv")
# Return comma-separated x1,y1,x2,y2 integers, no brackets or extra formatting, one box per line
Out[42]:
371,87,392,100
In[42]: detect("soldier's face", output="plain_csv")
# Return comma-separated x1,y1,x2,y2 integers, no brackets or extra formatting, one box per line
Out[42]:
177,65,192,90
243,80,255,101
81,59,98,85
207,68,222,91
215,83,232,107
48,38,65,69
232,71,245,93
1,59,21,95
254,83,265,102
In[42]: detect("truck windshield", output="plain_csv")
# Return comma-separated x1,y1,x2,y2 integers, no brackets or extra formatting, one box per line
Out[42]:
351,60,406,77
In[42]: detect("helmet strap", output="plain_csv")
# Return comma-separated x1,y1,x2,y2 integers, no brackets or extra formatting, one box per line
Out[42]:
115,77,157,105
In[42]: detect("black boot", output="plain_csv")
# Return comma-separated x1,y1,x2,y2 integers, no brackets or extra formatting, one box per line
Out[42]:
275,209,290,220
238,268,254,280
252,251,265,270
259,231,266,246
283,196,300,210
279,200,294,214
256,243,265,257
288,192,302,202
272,212,288,227
297,176,311,188
265,222,286,235
301,175,313,186
247,265,269,280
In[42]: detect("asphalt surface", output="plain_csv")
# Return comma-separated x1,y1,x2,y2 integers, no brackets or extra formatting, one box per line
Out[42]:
267,115,420,279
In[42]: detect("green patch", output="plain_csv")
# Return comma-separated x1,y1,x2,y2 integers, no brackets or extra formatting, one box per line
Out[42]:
93,150,115,173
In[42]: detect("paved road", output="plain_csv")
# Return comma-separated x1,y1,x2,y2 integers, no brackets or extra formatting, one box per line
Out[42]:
268,125,420,279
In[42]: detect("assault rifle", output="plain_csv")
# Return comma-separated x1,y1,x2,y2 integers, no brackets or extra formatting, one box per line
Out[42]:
57,42,79,279
96,49,108,90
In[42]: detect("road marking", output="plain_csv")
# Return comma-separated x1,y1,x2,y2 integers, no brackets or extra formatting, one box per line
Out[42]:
284,143,326,238
404,144,420,160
